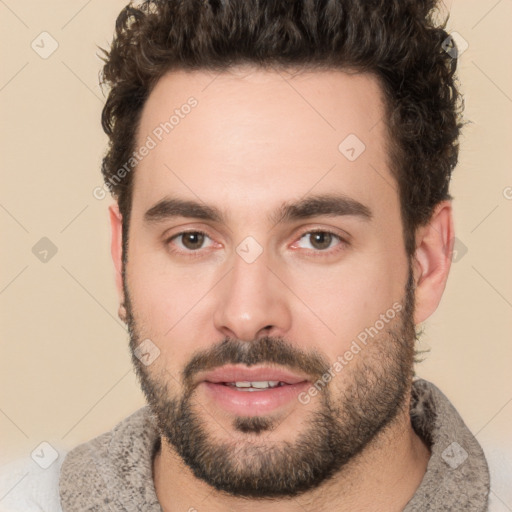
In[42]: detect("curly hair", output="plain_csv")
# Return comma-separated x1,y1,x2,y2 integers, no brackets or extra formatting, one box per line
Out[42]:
99,0,463,257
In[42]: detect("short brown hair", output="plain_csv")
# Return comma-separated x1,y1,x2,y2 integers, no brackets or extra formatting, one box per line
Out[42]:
100,0,463,256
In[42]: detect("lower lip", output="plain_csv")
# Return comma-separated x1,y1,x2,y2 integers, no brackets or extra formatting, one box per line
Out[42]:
201,381,310,416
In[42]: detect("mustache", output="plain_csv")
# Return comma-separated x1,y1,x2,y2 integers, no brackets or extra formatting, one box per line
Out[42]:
181,336,331,390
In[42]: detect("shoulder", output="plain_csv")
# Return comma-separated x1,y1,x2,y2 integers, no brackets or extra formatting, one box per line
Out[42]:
0,450,66,512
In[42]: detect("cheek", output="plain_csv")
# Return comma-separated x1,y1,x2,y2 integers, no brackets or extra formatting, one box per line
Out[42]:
126,270,190,374
284,252,407,352
125,243,220,343
127,269,191,333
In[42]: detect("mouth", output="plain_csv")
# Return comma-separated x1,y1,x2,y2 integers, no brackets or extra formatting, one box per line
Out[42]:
217,380,291,391
198,365,311,416
200,364,309,386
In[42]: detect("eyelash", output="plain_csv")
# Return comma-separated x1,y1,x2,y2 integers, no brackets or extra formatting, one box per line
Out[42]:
290,229,348,257
165,230,213,259
165,229,348,258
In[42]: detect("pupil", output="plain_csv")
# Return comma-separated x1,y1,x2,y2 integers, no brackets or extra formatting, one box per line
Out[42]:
311,232,331,250
184,232,204,249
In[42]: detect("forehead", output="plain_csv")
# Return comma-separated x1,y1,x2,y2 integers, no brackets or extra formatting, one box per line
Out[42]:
132,66,394,224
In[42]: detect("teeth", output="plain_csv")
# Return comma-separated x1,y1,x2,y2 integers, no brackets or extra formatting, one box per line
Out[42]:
250,381,280,389
234,381,251,388
226,381,282,390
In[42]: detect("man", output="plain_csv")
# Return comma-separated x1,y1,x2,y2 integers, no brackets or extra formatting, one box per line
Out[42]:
0,0,491,510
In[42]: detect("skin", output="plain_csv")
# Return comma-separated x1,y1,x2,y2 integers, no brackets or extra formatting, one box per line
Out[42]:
109,66,454,511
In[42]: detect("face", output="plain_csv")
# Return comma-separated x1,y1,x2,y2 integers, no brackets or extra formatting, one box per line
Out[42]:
120,67,417,497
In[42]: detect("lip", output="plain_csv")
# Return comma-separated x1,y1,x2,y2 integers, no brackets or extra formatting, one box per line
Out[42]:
200,365,310,385
201,381,311,416
198,365,311,417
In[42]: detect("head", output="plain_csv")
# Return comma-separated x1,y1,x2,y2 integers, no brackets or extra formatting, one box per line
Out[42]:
101,0,460,498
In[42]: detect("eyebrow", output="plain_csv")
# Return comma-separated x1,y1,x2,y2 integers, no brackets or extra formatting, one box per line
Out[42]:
144,193,373,226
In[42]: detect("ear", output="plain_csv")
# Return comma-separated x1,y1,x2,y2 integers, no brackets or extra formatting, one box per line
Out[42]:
109,203,124,307
412,200,454,324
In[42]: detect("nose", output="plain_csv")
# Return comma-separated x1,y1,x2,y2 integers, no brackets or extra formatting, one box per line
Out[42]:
213,248,292,342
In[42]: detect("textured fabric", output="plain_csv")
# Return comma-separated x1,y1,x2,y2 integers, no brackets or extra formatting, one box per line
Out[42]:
403,380,490,511
58,378,490,511
59,408,161,512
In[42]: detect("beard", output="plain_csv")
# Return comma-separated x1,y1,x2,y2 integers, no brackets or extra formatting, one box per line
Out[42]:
123,265,417,499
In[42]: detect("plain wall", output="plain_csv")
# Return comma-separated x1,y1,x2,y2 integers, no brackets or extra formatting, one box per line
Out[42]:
1,0,511,505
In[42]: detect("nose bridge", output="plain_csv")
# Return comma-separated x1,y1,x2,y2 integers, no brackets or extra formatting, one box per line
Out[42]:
213,244,291,342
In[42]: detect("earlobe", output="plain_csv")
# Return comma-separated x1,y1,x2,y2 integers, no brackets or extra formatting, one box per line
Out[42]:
412,200,454,325
109,203,125,306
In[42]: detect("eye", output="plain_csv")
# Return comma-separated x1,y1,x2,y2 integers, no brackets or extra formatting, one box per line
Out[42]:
167,230,214,253
293,230,346,253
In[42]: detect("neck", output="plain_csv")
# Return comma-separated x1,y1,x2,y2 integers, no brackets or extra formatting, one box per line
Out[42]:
153,397,430,512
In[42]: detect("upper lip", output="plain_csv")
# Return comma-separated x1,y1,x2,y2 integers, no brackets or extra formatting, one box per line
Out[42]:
200,365,310,385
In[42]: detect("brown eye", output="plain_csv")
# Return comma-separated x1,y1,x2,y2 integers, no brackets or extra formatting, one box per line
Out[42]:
180,232,206,250
292,230,348,256
166,229,217,258
168,231,213,253
309,232,334,250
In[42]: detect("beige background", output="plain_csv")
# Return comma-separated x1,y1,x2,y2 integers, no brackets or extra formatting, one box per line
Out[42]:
1,0,511,508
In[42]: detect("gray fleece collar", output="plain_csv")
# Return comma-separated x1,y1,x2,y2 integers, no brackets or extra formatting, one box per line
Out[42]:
59,378,490,511
404,379,490,511
60,405,162,512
